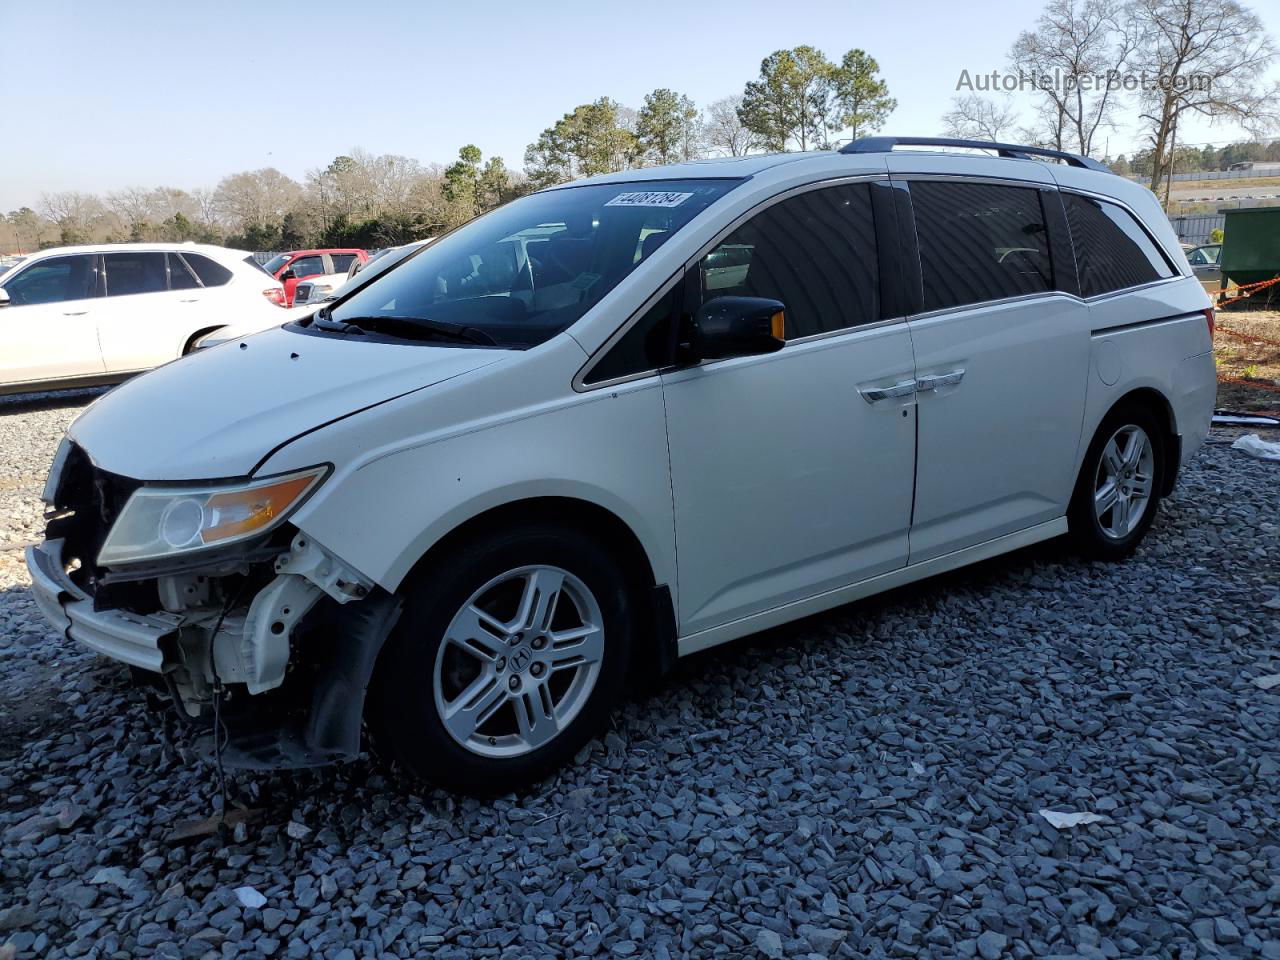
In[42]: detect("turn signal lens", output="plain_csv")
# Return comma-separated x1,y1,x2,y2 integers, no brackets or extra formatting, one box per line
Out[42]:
203,474,317,544
770,310,786,340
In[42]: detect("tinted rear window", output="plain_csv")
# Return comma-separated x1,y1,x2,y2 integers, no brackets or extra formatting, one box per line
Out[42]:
184,253,233,287
911,180,1053,312
103,252,167,297
1063,194,1175,297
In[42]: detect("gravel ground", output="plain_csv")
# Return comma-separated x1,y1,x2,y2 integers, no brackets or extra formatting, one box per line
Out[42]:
1,393,1278,960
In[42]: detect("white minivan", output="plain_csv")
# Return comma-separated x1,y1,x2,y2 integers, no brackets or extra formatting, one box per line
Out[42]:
0,243,291,395
27,138,1216,794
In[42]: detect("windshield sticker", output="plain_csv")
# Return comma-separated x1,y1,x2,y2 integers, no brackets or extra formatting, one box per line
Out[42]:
605,191,693,208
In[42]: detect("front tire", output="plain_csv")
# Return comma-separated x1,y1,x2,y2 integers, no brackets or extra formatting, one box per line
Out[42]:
369,524,634,795
1068,405,1165,560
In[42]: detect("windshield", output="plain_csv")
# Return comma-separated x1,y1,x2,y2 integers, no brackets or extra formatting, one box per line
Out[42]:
329,179,740,348
262,253,291,274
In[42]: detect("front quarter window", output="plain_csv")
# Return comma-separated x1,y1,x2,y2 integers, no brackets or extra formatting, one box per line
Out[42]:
328,179,740,348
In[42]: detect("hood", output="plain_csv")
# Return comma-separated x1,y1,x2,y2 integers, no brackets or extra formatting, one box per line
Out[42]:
70,326,503,480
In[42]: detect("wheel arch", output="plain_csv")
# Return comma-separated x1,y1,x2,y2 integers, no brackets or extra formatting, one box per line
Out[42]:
395,495,678,678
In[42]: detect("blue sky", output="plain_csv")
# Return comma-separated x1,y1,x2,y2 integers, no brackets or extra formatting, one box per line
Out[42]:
3,0,1278,211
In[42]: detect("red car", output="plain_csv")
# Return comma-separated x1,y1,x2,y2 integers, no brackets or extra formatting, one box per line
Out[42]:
261,249,368,305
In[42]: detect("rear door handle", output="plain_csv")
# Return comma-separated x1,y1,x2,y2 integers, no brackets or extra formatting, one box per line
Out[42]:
859,379,917,404
916,369,966,392
62,311,89,316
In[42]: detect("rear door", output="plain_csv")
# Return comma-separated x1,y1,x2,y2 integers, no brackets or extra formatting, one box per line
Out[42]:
899,175,1091,561
0,253,105,386
95,250,189,372
659,181,918,636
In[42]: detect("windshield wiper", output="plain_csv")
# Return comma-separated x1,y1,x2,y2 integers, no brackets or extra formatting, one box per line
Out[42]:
312,312,364,334
330,315,499,347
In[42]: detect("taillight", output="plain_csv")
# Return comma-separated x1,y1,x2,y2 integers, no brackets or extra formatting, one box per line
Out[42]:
1202,306,1215,341
263,288,286,307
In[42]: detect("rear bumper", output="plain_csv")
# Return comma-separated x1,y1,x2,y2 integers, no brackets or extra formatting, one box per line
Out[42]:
25,539,181,672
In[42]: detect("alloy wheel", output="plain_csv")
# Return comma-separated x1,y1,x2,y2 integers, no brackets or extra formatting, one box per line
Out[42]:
432,565,604,758
1093,424,1155,540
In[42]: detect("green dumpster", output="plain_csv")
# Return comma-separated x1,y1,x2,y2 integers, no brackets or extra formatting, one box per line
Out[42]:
1219,206,1280,301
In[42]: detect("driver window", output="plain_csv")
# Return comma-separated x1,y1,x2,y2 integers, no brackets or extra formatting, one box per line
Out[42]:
288,256,325,277
697,183,880,338
4,255,97,306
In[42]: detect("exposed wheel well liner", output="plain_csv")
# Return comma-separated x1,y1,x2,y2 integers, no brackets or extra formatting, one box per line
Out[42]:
401,496,677,678
1103,387,1180,496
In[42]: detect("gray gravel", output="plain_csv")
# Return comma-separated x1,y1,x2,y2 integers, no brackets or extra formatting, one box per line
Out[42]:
1,392,1278,960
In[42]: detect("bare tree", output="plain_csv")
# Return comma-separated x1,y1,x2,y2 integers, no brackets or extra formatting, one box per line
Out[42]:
39,191,105,244
1009,0,1138,155
212,168,302,231
190,188,220,228
703,95,757,156
106,187,155,233
941,94,1022,141
1131,0,1280,192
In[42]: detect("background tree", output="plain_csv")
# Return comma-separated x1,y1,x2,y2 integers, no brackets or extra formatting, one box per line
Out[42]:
525,98,638,187
739,46,839,151
941,94,1021,141
3,208,50,253
833,49,896,142
703,95,757,156
106,187,155,240
478,156,513,210
443,144,484,222
1009,0,1138,155
212,168,302,236
636,88,700,164
39,191,105,245
1131,0,1280,192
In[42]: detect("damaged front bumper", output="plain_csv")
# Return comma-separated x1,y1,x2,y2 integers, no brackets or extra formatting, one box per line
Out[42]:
27,538,182,672
25,533,401,770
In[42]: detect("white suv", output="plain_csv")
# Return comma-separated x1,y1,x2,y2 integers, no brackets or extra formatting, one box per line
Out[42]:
27,138,1216,794
0,243,289,395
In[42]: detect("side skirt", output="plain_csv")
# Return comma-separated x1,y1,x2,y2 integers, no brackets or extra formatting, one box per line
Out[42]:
677,517,1068,657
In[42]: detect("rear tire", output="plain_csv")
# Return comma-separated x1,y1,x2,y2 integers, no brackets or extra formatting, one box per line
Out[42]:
1068,404,1165,561
368,524,634,795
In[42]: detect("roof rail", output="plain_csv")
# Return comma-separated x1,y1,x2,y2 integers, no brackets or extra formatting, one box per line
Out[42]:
840,136,1112,173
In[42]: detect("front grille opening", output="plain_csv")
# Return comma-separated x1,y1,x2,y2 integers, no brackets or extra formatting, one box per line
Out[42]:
45,442,142,598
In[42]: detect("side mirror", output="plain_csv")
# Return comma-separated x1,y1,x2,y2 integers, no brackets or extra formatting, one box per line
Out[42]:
279,269,296,281
684,296,786,361
0,287,9,308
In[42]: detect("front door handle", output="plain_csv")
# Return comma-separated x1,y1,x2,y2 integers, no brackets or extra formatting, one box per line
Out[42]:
916,369,966,392
62,311,89,316
859,379,917,404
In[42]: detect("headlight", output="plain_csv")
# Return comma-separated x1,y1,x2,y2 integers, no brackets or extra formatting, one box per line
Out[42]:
98,467,327,565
